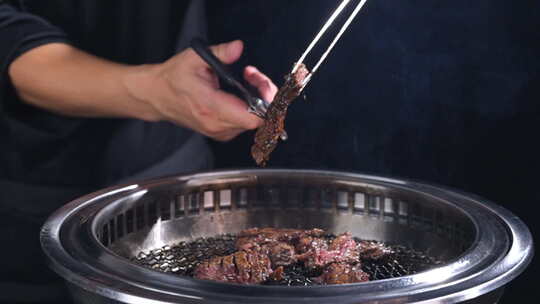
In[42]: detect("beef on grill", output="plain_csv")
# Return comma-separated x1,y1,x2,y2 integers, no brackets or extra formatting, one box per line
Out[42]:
358,240,394,260
236,228,324,248
236,228,324,268
194,250,273,284
314,263,370,285
269,266,286,282
265,242,297,267
251,64,310,166
296,236,328,254
194,228,392,285
134,232,439,286
297,233,360,269
236,241,297,268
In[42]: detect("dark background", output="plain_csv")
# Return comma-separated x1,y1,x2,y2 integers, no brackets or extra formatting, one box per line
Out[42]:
208,0,538,302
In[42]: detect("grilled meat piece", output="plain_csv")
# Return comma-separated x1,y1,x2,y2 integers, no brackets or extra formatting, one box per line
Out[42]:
358,240,393,260
269,266,286,281
236,241,297,268
251,64,310,166
194,250,273,284
236,250,273,284
236,228,324,267
195,228,371,285
296,236,328,254
266,242,297,267
236,228,324,248
314,263,370,285
297,233,360,269
329,233,361,262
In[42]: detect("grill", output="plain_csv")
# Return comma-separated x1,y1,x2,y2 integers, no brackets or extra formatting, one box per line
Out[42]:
40,169,533,304
129,235,440,285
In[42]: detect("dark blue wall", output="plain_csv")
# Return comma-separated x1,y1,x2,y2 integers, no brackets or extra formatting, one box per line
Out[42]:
209,1,539,301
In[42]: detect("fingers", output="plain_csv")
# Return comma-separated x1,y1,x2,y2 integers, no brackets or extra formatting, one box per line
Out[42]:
172,41,270,141
244,66,278,102
195,64,220,89
207,88,264,130
200,65,276,133
210,40,244,65
186,40,244,69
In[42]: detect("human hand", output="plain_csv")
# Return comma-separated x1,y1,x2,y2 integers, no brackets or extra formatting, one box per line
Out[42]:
128,40,278,141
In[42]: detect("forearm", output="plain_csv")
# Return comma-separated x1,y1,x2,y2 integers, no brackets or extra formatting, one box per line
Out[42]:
6,40,277,142
8,43,160,121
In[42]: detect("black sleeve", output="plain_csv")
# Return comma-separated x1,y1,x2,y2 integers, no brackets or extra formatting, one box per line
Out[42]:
0,2,70,112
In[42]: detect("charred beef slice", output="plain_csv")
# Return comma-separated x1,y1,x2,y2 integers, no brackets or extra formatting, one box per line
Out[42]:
194,228,384,285
236,228,324,248
297,232,360,269
251,64,310,166
357,240,393,260
236,228,324,268
194,250,273,284
314,263,370,285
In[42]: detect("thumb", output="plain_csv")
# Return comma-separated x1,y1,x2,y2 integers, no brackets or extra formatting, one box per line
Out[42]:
210,40,244,65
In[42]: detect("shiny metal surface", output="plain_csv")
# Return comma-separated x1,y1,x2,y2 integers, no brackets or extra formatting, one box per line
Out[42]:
40,170,533,304
293,0,369,89
246,96,271,119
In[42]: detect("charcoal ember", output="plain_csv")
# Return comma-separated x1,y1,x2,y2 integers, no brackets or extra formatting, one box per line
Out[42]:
251,64,310,166
194,250,273,284
314,263,370,285
297,233,360,269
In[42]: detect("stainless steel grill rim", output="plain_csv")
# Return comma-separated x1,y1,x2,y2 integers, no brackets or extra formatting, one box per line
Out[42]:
40,169,534,304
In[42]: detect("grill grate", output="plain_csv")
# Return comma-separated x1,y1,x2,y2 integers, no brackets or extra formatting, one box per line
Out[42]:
130,234,441,286
360,244,441,280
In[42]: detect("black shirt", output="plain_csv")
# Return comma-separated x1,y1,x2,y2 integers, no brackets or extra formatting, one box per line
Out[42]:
0,0,207,191
0,1,210,302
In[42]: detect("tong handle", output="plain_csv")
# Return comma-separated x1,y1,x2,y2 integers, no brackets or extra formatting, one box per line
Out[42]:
191,38,270,119
191,38,250,98
190,38,286,139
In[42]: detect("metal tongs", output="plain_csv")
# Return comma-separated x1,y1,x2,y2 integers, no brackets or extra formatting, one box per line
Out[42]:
191,38,270,119
293,0,369,89
190,0,368,118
